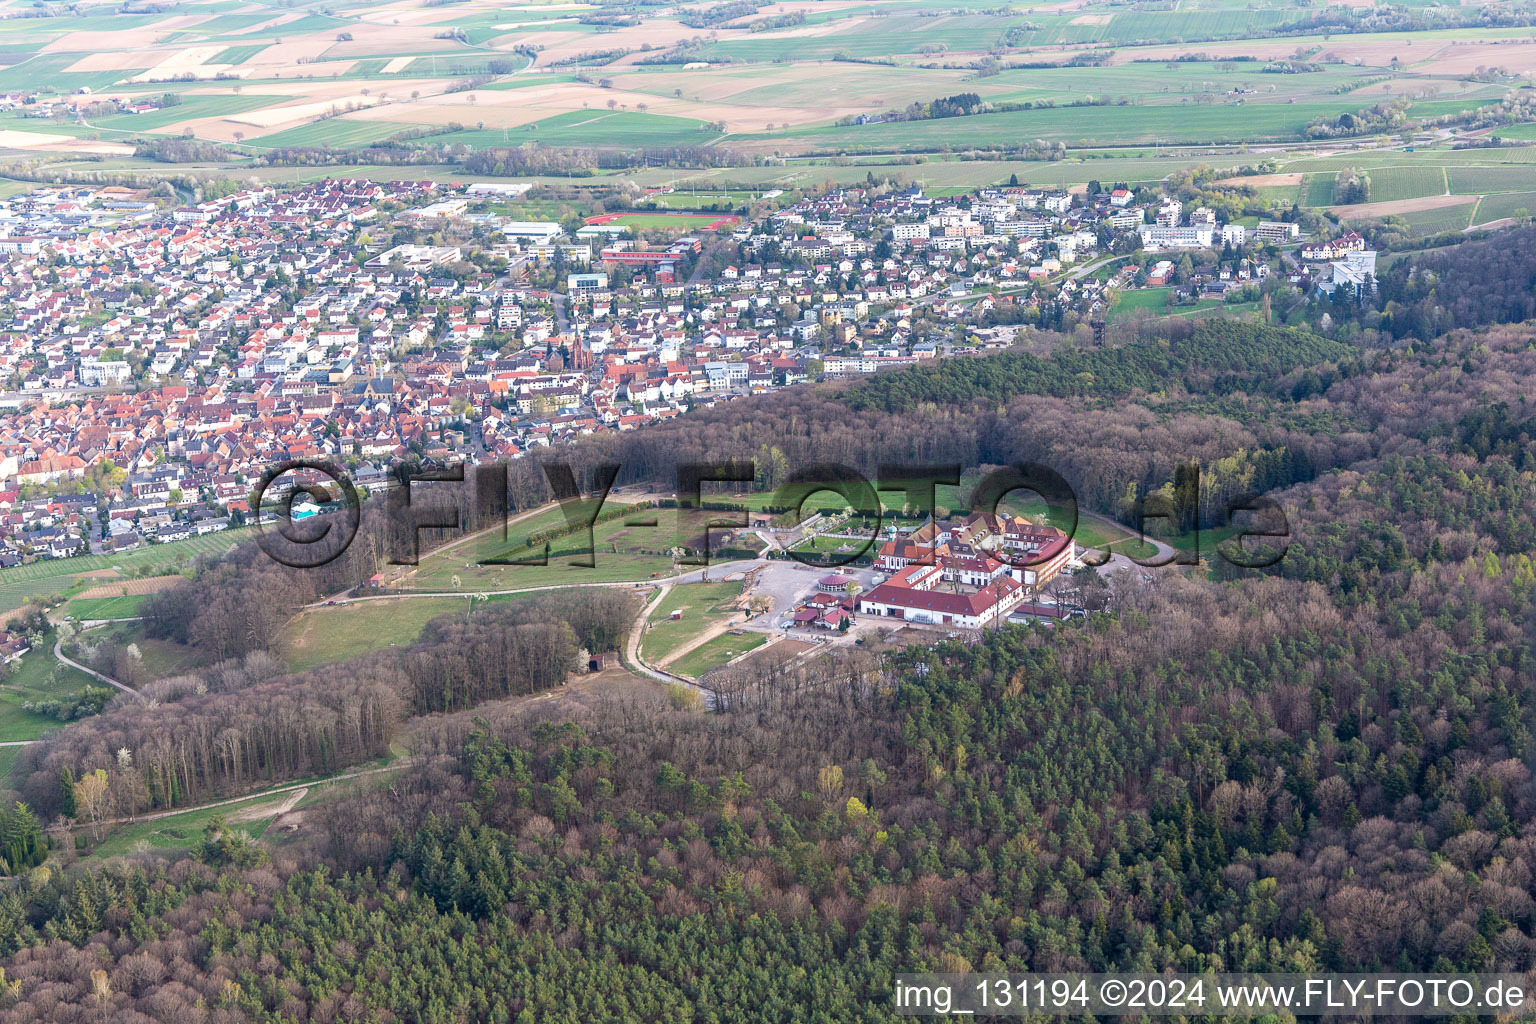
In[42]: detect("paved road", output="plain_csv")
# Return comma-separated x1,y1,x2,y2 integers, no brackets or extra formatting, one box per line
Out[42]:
53,635,143,701
551,292,570,335
1078,509,1180,576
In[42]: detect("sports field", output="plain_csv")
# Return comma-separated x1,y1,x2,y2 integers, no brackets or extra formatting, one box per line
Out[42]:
65,594,151,620
586,211,741,231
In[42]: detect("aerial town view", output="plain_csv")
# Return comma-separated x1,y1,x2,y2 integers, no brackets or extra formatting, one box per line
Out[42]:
2,0,1536,1018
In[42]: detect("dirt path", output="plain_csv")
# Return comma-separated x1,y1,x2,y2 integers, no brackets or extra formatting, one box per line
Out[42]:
623,585,711,698
227,787,308,825
92,763,412,828
655,617,744,670
1328,194,1476,218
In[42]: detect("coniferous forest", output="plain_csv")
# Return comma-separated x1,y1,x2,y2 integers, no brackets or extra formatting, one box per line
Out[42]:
6,300,1536,1020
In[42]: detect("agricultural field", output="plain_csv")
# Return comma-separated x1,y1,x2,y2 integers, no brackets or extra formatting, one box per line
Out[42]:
1446,165,1536,195
1336,197,1477,235
87,93,282,132
252,118,420,149
1363,166,1449,204
1472,190,1536,225
0,0,1525,165
437,110,718,150
0,527,250,615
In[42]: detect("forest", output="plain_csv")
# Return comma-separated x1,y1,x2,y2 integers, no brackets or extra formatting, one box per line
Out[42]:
6,306,1536,1019
1326,224,1536,341
11,590,638,823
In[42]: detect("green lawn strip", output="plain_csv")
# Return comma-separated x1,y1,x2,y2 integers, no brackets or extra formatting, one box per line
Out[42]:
669,630,768,678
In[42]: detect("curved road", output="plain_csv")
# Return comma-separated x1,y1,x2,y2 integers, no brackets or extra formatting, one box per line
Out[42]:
621,584,725,709
54,635,143,701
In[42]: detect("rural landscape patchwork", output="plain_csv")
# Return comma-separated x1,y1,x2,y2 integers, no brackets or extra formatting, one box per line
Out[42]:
4,0,1536,1019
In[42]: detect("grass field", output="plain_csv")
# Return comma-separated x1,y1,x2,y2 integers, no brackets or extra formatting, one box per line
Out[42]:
644,190,759,210
1112,287,1173,316
593,212,739,230
280,597,470,672
407,501,678,591
85,793,286,860
641,581,745,666
83,620,206,681
0,629,96,743
670,630,768,679
65,594,151,620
